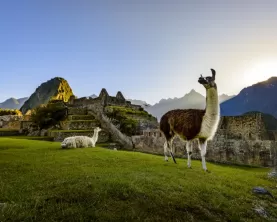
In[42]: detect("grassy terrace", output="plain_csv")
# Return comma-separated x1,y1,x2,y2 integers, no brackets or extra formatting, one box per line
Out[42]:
0,137,277,221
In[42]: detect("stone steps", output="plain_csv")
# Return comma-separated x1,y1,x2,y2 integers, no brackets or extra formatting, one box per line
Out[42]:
68,107,88,115
48,129,110,143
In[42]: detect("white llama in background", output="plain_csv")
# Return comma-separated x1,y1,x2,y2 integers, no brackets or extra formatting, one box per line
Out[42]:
159,69,220,172
61,127,102,148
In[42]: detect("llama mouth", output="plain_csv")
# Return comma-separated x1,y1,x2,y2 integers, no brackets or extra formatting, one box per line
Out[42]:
198,79,207,84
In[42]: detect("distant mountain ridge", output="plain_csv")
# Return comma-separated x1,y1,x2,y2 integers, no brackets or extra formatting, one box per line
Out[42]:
1,87,234,119
0,97,28,110
221,76,277,118
145,89,235,120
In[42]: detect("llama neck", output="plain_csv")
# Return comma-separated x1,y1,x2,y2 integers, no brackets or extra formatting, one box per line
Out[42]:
92,130,99,142
205,87,219,116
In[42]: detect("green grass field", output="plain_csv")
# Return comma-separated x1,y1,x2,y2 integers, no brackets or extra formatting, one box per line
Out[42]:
0,137,277,221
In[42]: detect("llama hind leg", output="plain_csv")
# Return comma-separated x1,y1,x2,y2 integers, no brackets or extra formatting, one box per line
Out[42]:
186,141,192,168
164,140,176,163
164,141,169,161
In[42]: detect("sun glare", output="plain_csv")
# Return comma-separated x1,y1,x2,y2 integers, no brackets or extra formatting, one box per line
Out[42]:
243,58,277,86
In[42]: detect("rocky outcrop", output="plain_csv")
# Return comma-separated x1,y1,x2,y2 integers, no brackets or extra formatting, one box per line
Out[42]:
20,77,75,114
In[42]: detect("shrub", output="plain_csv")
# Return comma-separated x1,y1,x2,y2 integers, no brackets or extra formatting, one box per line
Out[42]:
120,118,138,136
30,102,68,129
0,109,22,116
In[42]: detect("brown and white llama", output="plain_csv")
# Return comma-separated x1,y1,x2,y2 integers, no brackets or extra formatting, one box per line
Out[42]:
159,69,220,172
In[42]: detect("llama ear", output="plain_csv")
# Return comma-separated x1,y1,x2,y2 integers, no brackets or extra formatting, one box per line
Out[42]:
211,69,216,80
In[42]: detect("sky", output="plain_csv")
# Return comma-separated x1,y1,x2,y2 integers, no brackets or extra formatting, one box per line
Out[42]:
1,0,277,104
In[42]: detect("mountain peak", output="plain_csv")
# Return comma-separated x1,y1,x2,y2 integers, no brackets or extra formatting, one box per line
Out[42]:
221,76,277,118
0,97,28,110
189,89,196,93
89,94,97,98
184,89,203,98
20,77,75,114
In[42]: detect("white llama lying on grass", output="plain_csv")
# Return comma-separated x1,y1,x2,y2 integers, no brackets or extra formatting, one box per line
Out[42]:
61,127,102,148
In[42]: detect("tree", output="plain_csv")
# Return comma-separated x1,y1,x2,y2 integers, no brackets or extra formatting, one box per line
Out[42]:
30,102,68,129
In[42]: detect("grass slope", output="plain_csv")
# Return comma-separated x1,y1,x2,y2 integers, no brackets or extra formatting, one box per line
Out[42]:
0,138,277,221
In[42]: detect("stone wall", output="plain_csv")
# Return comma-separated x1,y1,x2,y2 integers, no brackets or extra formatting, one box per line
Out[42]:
0,115,23,130
68,107,88,115
69,97,102,107
20,121,33,130
136,119,159,133
60,120,100,130
220,113,267,140
132,134,276,167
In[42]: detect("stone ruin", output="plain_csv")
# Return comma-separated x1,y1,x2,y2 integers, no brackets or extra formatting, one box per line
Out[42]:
68,88,142,110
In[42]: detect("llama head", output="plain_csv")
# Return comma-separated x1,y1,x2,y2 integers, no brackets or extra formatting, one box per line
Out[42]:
94,127,102,133
61,138,68,148
198,69,217,89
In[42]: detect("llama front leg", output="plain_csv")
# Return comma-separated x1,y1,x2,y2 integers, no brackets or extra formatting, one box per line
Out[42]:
169,140,177,164
186,141,192,168
164,141,169,161
198,138,208,171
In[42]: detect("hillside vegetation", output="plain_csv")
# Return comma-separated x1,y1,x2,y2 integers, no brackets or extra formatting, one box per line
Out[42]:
0,108,22,116
0,138,277,221
30,101,68,129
